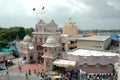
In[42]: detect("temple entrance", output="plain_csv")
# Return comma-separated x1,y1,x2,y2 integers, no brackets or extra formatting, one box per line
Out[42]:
38,52,44,63
30,56,34,63
62,43,65,51
23,57,26,60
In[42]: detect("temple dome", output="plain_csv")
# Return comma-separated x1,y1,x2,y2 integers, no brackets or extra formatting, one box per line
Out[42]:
23,35,32,42
42,35,60,47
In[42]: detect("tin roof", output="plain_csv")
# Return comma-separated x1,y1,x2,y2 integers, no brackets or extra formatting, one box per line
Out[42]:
78,35,111,41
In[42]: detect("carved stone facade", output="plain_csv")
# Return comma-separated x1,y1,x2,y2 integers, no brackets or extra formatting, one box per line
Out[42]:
62,20,78,50
32,19,61,63
42,35,60,71
63,20,78,37
20,35,35,63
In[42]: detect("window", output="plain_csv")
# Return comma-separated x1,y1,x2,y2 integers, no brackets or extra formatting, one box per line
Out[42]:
94,46,101,48
39,27,42,31
23,57,26,60
44,28,46,32
95,63,100,68
82,63,88,68
107,63,113,68
30,56,33,60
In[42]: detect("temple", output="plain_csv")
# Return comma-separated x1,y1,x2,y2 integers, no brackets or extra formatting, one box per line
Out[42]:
20,19,119,75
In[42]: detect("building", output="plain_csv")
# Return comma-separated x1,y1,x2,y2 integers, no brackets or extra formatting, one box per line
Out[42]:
32,19,61,63
42,35,60,71
99,33,119,43
63,20,78,37
8,42,20,58
20,19,61,63
83,32,97,37
20,35,35,63
0,52,14,63
77,35,112,51
114,55,120,80
62,19,78,50
61,48,119,73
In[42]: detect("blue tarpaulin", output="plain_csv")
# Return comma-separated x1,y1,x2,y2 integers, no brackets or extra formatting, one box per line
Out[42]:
0,47,10,52
100,34,119,41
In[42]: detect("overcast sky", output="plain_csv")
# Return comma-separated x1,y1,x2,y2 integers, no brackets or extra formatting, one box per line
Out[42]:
0,0,120,30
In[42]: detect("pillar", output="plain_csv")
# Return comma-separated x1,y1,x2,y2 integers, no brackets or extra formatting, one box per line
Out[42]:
44,58,46,72
65,42,68,51
51,60,54,71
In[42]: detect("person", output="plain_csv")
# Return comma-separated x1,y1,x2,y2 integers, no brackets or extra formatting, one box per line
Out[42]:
6,70,8,75
19,65,22,72
28,69,31,75
25,72,28,80
113,68,115,76
38,71,40,76
36,71,40,77
34,69,36,74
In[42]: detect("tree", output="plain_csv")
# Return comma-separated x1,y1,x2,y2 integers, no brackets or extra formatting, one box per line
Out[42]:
0,26,34,47
0,39,8,47
25,28,34,37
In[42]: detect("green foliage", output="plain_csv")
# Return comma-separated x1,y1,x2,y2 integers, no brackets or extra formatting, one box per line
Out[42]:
0,39,8,47
25,28,34,37
0,27,34,47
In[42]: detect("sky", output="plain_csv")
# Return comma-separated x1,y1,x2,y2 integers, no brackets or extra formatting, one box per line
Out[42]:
0,0,120,30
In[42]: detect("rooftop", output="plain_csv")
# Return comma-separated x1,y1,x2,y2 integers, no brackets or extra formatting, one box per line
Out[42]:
0,52,10,58
67,48,119,56
78,35,111,41
42,35,60,48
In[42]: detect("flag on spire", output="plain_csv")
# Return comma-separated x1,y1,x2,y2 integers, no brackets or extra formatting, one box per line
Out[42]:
42,6,45,10
33,8,35,11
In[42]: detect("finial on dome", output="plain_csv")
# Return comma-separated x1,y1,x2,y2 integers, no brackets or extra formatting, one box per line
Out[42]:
69,17,72,23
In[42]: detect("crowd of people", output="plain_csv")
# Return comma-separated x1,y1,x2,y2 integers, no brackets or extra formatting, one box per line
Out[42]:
81,73,117,80
23,68,117,80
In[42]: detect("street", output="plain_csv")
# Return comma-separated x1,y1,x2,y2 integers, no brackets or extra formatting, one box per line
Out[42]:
0,71,40,80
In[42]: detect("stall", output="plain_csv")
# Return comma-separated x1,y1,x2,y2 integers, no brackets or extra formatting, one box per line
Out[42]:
53,59,76,68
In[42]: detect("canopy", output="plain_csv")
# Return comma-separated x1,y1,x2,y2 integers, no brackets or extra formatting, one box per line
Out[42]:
53,76,62,79
53,59,76,67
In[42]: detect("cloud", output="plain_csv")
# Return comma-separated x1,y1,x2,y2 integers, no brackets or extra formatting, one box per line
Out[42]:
108,0,120,10
0,0,120,30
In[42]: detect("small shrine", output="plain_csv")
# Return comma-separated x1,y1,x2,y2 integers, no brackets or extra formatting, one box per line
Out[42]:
42,35,60,71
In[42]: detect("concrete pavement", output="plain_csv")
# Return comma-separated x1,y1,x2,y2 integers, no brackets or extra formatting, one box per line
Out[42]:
0,70,41,80
0,74,40,80
0,57,45,80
